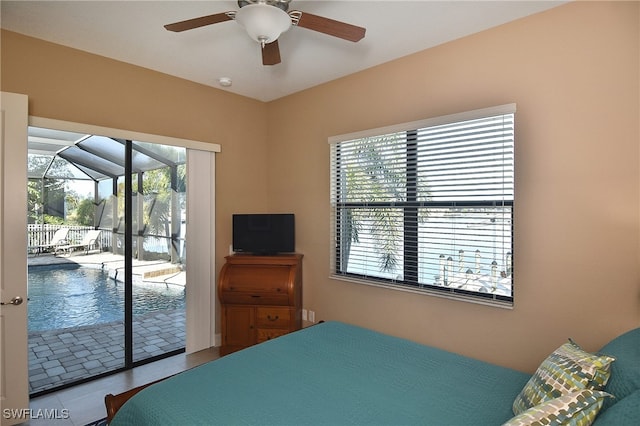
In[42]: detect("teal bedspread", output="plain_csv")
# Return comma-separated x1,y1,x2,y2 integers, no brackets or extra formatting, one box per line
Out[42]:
111,321,530,425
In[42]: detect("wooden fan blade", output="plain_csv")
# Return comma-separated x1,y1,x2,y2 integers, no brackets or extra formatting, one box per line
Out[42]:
294,11,366,42
262,40,281,66
164,12,232,32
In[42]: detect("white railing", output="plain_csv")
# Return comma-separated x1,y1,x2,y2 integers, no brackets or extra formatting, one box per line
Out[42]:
27,225,179,262
27,224,111,253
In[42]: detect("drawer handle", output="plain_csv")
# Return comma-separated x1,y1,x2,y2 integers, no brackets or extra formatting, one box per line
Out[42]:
251,295,261,298
267,315,279,321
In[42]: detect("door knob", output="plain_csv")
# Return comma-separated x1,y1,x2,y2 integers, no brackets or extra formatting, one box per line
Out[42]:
1,296,24,306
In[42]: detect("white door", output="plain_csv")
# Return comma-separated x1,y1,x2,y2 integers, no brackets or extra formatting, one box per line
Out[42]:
0,92,29,425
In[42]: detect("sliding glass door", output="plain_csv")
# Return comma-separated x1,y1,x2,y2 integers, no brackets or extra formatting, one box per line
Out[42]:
127,142,187,363
27,128,186,395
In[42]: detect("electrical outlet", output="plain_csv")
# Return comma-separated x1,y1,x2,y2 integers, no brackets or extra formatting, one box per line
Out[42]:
302,309,308,321
308,310,315,323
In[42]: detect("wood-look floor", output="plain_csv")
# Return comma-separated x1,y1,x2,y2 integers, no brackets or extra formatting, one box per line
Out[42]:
24,347,220,426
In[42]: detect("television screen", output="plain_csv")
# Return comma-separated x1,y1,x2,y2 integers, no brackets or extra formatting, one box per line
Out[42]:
232,214,295,255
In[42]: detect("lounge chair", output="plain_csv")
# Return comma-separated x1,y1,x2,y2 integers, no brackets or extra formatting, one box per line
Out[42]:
56,229,102,255
34,228,70,255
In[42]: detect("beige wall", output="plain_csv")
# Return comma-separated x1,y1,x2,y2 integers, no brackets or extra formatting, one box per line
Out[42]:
267,1,640,373
2,1,639,374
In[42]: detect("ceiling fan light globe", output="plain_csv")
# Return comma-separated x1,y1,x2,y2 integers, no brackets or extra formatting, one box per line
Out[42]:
235,3,291,44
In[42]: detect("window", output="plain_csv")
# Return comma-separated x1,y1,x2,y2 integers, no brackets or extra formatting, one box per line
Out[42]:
329,104,515,305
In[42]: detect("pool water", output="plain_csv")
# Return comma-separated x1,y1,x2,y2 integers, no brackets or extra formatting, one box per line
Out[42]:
28,265,185,332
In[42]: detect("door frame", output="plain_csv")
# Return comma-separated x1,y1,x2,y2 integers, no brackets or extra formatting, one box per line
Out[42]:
29,116,221,354
1,92,29,425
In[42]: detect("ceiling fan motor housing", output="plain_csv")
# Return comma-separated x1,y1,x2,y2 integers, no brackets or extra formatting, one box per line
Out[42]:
235,2,292,46
238,0,291,12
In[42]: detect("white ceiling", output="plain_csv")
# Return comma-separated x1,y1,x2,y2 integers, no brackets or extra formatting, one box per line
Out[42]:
1,0,566,102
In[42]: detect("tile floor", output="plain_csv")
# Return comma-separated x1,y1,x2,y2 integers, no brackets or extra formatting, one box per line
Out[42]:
25,347,220,426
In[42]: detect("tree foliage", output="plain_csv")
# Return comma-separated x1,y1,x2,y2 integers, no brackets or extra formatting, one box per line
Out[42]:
72,198,95,226
27,178,66,224
343,135,405,273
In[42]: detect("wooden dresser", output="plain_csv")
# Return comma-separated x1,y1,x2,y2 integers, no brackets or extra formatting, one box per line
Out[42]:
218,254,303,355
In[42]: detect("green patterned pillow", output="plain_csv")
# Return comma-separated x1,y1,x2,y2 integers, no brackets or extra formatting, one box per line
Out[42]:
513,340,615,415
504,390,612,426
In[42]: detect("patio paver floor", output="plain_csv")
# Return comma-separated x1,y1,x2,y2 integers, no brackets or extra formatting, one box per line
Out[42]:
29,309,185,394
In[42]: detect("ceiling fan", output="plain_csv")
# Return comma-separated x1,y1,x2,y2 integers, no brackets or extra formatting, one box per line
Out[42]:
164,0,366,66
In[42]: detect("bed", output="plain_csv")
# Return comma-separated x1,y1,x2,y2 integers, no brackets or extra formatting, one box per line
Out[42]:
107,321,640,425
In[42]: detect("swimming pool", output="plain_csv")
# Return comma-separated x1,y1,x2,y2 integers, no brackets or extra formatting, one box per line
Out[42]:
28,265,185,332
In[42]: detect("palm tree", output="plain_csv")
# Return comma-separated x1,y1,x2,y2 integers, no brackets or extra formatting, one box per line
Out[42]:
339,134,406,273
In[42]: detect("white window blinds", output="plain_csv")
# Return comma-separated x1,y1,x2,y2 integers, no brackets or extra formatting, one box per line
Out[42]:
330,104,515,304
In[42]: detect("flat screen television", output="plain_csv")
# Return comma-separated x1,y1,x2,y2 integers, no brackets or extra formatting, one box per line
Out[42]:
232,214,295,255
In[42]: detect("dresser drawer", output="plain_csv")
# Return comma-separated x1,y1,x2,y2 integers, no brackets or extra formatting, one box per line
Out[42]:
219,264,293,305
256,328,288,343
255,307,291,328
220,291,289,305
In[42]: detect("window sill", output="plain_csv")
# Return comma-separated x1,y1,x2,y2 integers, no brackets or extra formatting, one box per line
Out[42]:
329,274,514,310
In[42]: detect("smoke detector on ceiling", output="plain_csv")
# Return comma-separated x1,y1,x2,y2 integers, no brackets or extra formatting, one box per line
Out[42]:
218,77,233,87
